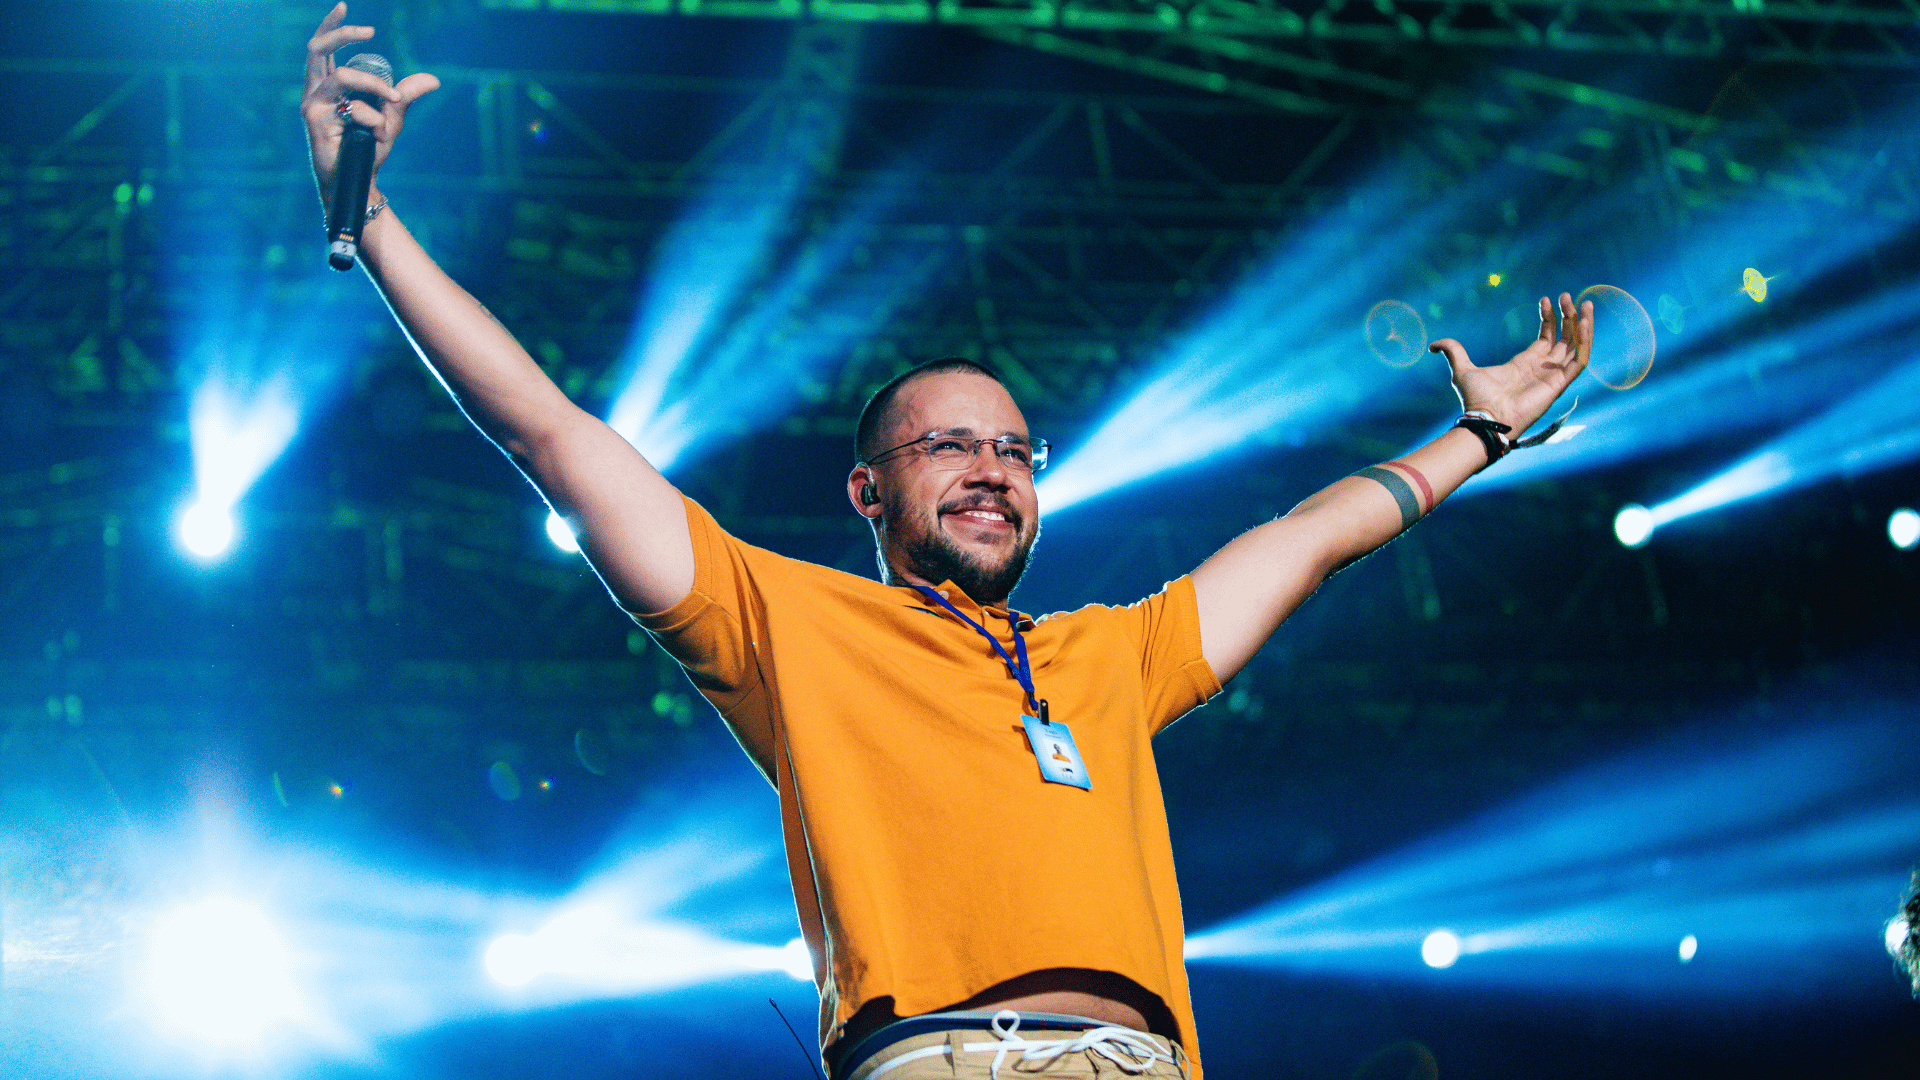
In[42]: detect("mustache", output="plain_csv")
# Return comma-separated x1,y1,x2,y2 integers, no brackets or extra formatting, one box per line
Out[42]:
939,496,1022,528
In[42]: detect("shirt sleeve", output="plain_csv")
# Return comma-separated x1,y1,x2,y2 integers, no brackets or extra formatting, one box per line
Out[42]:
1128,576,1224,735
628,496,781,778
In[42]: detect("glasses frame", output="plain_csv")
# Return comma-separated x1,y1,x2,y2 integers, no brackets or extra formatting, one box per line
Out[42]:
863,431,1051,474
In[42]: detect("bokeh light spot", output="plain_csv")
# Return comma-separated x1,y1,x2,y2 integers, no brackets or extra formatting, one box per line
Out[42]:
1679,934,1698,963
1742,267,1772,302
1366,300,1428,368
1577,284,1656,390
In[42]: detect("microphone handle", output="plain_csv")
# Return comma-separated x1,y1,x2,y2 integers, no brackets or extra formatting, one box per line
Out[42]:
327,122,377,271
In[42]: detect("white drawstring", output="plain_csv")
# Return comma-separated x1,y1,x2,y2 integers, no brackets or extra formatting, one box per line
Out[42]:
958,1010,1177,1080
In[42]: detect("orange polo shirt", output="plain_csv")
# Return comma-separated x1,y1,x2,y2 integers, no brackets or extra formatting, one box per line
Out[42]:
635,498,1222,1069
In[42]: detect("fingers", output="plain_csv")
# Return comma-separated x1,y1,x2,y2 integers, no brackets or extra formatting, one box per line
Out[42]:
1535,296,1554,343
1573,299,1595,370
305,6,375,92
1429,338,1474,379
344,99,383,129
334,65,400,104
392,72,441,115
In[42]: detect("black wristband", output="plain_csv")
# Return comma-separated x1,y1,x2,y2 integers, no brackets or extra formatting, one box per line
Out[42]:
1454,411,1512,466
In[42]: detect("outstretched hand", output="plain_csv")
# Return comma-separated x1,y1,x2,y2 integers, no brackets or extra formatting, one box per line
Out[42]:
302,3,440,203
1429,293,1593,434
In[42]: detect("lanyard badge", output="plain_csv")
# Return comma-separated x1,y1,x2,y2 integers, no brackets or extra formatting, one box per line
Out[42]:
914,586,1092,790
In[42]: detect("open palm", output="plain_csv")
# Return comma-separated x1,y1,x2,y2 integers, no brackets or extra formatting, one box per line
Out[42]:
1430,293,1593,435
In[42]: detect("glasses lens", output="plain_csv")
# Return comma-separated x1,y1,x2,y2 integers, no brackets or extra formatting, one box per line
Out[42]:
1030,441,1049,473
926,437,973,465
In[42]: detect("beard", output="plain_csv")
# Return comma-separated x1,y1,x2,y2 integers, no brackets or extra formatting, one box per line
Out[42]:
894,505,1038,605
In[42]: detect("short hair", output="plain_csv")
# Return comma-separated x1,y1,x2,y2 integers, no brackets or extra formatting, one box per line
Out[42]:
854,357,1006,464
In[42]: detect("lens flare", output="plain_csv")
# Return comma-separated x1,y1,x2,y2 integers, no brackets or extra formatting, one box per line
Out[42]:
1742,267,1773,302
1366,300,1428,368
1577,285,1656,390
1678,934,1698,963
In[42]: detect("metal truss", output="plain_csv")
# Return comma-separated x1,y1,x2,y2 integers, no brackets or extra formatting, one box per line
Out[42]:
484,0,1920,66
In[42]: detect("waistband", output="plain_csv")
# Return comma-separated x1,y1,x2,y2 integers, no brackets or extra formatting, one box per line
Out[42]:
830,1010,1114,1080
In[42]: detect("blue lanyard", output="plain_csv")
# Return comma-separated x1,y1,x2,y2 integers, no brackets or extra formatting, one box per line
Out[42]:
913,585,1045,719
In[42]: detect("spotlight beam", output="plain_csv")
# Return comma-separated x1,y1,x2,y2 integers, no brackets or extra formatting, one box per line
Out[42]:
1187,717,1917,995
1646,342,1920,530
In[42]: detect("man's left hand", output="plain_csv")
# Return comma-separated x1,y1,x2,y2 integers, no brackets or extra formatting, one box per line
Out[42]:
1430,292,1593,433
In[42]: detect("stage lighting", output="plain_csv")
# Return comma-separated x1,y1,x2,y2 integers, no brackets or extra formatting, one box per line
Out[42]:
1887,915,1909,958
178,499,237,560
485,933,542,987
1889,508,1919,551
545,510,580,554
1186,715,1917,996
1614,504,1654,548
1678,934,1698,963
1421,929,1460,969
144,895,300,1045
775,937,811,982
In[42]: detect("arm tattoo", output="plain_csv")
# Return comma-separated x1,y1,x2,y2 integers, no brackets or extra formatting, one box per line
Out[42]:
1355,465,1422,531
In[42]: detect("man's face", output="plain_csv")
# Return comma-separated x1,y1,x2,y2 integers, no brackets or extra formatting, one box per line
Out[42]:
854,372,1041,604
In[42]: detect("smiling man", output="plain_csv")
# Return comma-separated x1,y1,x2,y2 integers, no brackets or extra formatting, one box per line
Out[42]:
302,7,1589,1078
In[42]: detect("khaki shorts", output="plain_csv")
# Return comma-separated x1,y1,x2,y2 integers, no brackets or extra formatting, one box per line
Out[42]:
848,1026,1189,1080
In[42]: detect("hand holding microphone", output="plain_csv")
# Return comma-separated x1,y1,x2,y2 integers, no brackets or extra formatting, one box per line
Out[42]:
300,3,440,269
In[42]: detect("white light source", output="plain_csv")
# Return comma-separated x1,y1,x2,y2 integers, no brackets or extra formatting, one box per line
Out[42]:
545,510,580,554
178,499,236,560
1889,508,1920,551
1678,934,1698,963
485,932,543,987
1421,929,1460,969
144,896,299,1045
1887,915,1909,958
1614,503,1655,548
776,937,812,982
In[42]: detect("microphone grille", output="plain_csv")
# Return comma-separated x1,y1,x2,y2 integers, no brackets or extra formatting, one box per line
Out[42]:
343,53,393,86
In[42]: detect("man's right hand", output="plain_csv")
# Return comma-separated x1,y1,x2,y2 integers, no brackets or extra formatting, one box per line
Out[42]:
302,3,440,205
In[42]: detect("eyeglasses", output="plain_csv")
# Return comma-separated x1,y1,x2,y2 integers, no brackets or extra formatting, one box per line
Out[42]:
865,432,1051,473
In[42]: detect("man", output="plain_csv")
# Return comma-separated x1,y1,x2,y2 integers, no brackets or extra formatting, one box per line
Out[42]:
302,7,1591,1077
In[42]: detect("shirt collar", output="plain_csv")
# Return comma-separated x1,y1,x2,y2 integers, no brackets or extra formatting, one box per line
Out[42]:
908,580,1035,631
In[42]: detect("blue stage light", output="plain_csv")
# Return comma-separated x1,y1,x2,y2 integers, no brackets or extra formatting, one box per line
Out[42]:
1038,172,1476,515
1186,712,1917,996
178,379,299,561
143,895,303,1046
178,499,237,560
1889,508,1919,551
1421,929,1460,969
1465,279,1920,496
1643,350,1920,532
1614,504,1654,548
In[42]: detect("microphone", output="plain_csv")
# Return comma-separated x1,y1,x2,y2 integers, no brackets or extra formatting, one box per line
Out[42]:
326,53,393,271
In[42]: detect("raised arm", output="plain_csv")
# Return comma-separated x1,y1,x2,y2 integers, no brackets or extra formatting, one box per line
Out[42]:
1190,293,1592,683
302,4,692,615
